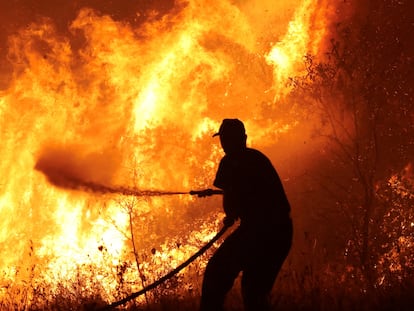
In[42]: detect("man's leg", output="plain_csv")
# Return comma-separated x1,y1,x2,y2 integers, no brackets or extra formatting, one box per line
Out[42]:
200,230,244,311
241,260,284,311
242,224,293,311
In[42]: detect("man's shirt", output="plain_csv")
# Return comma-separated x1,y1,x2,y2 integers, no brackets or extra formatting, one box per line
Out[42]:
214,148,291,228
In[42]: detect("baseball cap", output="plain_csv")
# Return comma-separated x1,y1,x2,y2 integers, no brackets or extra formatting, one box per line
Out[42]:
213,119,246,137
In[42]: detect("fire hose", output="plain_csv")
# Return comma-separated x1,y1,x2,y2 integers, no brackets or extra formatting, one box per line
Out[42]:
100,224,229,310
98,188,225,310
35,163,228,308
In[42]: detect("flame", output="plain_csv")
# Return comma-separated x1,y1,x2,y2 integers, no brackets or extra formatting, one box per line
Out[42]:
0,0,332,307
265,0,329,100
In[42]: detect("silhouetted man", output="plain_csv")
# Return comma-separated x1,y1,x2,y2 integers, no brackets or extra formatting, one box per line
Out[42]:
200,118,293,311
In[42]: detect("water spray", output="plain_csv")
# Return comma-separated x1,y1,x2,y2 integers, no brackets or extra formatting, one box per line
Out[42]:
57,177,223,198
38,167,223,197
34,155,223,197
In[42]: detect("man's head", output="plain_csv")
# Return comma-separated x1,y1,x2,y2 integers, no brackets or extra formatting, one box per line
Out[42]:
213,119,247,154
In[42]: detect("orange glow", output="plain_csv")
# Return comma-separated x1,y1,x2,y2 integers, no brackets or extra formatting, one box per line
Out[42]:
265,0,328,100
0,0,331,307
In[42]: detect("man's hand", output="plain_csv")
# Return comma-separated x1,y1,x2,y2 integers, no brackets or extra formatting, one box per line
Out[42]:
223,216,235,227
190,189,223,197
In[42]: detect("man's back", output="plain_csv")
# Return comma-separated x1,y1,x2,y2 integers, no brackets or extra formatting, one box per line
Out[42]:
214,147,290,227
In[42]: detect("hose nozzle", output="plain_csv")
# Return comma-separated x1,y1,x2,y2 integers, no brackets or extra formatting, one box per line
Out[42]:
189,188,223,197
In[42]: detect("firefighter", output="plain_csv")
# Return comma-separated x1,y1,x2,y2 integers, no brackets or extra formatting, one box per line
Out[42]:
200,118,293,311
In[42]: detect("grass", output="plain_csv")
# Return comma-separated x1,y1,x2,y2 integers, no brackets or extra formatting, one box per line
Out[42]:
1,211,413,310
1,258,413,311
